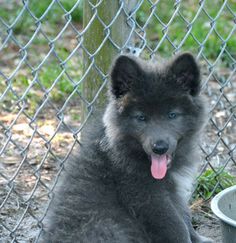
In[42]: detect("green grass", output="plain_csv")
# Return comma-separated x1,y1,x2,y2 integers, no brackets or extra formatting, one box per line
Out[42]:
39,62,74,102
136,0,236,59
25,51,82,113
0,0,83,35
0,46,82,115
194,168,236,200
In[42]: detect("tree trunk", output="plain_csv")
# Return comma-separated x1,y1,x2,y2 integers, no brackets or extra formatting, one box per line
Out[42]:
82,0,137,119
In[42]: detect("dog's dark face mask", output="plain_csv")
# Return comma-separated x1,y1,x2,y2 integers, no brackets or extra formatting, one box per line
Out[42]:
107,53,204,179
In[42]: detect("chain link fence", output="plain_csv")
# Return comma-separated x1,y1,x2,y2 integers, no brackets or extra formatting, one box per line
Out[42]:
0,0,235,242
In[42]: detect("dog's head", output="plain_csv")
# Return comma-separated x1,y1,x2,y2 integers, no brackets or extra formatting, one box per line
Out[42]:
103,53,206,179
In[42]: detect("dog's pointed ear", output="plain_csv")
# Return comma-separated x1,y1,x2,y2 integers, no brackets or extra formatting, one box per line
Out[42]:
110,55,141,98
170,53,200,96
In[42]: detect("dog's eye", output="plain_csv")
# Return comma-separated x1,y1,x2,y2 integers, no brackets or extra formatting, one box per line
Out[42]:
135,114,146,121
168,112,177,119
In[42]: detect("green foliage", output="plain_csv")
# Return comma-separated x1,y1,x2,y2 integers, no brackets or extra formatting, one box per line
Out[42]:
60,0,83,22
27,0,83,23
195,168,236,200
137,0,236,60
0,1,83,34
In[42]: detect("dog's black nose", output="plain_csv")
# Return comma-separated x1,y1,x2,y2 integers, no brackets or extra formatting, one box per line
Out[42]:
152,140,169,155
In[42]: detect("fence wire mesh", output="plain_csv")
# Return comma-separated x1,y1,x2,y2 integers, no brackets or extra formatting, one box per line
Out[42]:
0,0,235,242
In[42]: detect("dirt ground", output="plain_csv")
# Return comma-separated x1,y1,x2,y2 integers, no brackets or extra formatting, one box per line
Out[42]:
192,200,222,242
196,215,222,243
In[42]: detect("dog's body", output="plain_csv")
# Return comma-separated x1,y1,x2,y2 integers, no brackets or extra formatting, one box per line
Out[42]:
40,53,213,243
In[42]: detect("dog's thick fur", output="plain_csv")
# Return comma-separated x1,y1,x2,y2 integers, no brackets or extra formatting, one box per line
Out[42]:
40,53,213,243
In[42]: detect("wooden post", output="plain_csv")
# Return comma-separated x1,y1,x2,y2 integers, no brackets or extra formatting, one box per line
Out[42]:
82,0,137,119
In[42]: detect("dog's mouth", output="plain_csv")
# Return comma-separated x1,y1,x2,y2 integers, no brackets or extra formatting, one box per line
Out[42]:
150,154,172,180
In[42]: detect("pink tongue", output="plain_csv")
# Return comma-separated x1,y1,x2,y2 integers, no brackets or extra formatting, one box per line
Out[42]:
151,155,168,180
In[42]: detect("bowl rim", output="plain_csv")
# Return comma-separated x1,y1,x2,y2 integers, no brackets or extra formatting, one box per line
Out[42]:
211,185,236,227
